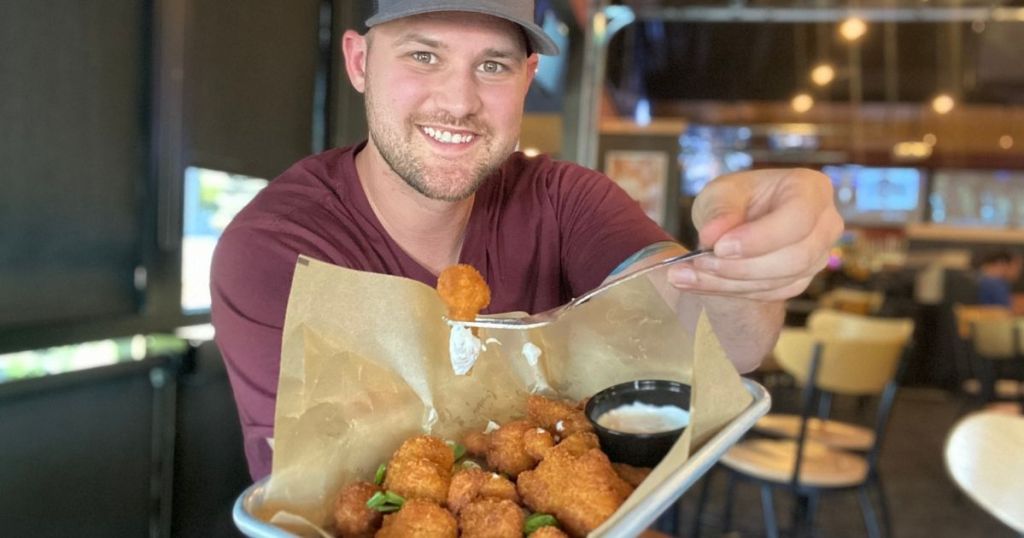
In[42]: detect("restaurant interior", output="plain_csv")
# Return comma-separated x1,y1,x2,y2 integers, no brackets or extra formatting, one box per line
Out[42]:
3,0,1023,536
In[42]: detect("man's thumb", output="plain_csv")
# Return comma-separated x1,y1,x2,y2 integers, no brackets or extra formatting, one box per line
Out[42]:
696,211,745,250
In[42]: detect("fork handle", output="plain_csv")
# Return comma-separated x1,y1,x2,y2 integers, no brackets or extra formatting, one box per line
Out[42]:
573,248,711,306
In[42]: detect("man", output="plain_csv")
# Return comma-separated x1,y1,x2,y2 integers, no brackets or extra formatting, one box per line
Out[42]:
975,250,1022,308
211,0,843,480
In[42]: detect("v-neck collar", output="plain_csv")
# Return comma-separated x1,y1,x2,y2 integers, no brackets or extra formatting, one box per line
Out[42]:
343,143,492,284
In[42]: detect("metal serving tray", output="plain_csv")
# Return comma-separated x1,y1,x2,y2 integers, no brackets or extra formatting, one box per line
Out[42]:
233,378,771,538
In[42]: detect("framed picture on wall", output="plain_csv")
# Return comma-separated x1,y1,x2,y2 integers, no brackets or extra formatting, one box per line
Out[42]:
604,150,670,226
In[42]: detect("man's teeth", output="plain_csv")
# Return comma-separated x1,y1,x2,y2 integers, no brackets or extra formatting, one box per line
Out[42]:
423,127,474,144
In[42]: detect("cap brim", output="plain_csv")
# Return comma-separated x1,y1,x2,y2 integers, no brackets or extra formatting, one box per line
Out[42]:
365,3,560,56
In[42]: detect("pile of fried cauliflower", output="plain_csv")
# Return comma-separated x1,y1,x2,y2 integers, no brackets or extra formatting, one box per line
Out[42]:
332,394,651,538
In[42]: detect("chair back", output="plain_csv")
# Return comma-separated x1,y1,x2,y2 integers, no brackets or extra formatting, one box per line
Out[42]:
818,287,885,315
968,317,1019,360
952,304,1011,341
807,309,913,342
780,311,914,396
945,412,1024,533
773,315,914,486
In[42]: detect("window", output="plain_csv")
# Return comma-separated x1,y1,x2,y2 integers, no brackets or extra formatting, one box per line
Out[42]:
181,167,268,313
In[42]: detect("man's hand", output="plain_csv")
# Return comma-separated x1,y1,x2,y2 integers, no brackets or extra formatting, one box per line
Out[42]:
669,168,844,301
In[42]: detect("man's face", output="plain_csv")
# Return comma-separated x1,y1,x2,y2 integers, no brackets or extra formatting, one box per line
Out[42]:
360,12,537,201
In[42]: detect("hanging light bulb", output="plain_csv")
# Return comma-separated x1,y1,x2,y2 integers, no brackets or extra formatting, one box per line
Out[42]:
923,133,938,146
839,17,868,42
791,93,814,113
810,64,836,86
1000,135,1014,150
932,94,955,114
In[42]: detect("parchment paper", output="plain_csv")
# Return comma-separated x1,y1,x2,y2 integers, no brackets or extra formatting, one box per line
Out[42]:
258,256,753,536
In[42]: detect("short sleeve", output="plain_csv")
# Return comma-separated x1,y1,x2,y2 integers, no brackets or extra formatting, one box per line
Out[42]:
209,222,332,480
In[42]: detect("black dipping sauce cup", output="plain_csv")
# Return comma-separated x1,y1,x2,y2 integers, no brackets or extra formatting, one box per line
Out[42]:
584,379,691,468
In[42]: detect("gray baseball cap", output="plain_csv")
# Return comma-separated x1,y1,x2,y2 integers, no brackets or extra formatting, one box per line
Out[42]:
365,0,560,56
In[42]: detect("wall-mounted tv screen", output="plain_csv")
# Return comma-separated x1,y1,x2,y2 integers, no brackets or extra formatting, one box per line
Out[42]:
929,169,1024,228
822,165,925,226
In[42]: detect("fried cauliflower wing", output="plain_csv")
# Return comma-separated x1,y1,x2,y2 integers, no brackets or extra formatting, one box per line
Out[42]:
612,462,652,488
333,481,382,538
462,431,491,459
437,264,490,322
383,457,451,504
550,432,600,458
517,448,634,538
458,498,525,538
527,395,594,439
375,499,457,538
523,427,556,460
393,435,455,470
487,419,542,477
530,526,570,538
447,468,520,515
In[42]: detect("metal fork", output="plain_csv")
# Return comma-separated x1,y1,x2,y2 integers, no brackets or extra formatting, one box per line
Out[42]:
448,248,711,330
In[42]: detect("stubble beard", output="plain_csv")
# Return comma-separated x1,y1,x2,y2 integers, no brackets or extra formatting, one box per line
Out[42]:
363,71,515,202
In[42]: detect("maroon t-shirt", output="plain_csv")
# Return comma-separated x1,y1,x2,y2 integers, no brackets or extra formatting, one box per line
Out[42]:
210,142,671,480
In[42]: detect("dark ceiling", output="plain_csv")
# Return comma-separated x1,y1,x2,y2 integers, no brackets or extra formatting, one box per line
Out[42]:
604,6,1024,111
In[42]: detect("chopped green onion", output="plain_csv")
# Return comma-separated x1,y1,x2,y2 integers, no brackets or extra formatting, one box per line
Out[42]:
365,491,387,509
377,504,402,513
524,513,558,534
445,439,467,461
374,463,387,485
383,491,406,506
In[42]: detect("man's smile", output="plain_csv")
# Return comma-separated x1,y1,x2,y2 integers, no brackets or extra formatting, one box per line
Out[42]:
418,125,478,146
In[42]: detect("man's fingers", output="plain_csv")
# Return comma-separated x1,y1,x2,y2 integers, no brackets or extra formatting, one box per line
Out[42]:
697,213,747,252
691,178,751,248
692,214,838,281
669,252,829,297
695,169,839,259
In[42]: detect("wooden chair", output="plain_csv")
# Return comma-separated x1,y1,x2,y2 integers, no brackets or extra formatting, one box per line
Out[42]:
944,412,1024,534
753,311,914,452
694,315,912,538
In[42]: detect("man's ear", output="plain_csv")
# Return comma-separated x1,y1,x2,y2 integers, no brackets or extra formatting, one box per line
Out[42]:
525,53,540,86
342,30,369,93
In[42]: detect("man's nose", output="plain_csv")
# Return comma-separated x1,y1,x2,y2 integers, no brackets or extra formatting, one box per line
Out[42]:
431,68,483,119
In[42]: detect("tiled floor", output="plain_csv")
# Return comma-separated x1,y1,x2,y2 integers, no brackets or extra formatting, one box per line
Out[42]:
669,385,1017,537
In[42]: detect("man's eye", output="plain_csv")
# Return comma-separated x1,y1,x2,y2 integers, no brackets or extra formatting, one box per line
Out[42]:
480,61,507,74
411,51,435,64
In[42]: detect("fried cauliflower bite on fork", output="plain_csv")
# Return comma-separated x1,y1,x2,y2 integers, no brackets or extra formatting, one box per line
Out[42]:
375,499,457,538
447,468,520,515
517,448,634,538
458,498,525,538
436,264,490,322
332,481,382,538
383,435,455,504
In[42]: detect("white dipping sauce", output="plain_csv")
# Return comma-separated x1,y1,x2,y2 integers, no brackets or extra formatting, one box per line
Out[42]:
448,323,482,375
597,402,690,434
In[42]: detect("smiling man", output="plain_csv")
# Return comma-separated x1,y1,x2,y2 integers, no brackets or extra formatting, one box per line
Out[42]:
211,0,843,480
